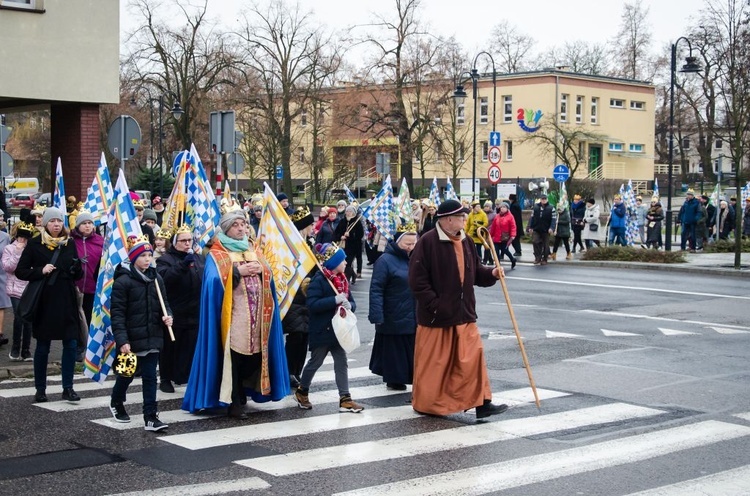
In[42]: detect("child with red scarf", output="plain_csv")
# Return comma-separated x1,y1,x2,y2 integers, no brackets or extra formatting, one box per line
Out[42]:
293,243,363,413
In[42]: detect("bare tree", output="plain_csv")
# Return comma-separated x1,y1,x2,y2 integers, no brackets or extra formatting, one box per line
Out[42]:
611,0,652,80
236,0,334,197
536,41,610,74
488,20,535,73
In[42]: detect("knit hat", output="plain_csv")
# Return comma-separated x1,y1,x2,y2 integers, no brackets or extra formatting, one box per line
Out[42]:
327,207,338,215
436,199,470,218
277,192,288,201
219,210,247,233
291,206,314,231
315,242,346,270
142,209,157,222
42,207,65,226
126,234,152,262
686,189,695,197
75,211,94,228
500,201,510,210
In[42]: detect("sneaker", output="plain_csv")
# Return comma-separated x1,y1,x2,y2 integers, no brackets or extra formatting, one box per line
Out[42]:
61,388,81,402
144,414,169,432
0,335,8,346
21,350,32,362
34,390,48,403
159,381,175,393
9,350,21,361
294,388,312,410
476,400,508,419
109,401,130,423
339,395,364,413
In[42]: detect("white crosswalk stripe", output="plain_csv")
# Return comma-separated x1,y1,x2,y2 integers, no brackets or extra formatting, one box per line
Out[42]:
624,465,750,495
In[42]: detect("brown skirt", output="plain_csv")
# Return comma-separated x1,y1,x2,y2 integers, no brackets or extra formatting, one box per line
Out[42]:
412,322,492,416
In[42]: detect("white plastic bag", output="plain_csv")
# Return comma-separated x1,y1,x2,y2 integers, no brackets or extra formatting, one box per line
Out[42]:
332,305,361,353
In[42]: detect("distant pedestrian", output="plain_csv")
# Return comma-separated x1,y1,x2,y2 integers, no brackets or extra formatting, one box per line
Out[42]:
488,202,517,269
742,198,750,239
582,198,602,249
527,195,555,265
608,195,627,247
678,189,702,251
570,194,586,253
718,200,734,240
551,201,572,260
2,221,36,360
634,196,649,245
645,197,664,249
508,194,524,256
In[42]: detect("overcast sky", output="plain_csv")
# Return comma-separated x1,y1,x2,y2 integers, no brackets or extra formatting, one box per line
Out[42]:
121,0,707,62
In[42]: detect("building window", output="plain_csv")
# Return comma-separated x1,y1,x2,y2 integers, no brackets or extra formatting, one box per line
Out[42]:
630,100,645,110
505,140,513,161
479,98,488,124
503,95,512,123
300,109,307,127
434,141,442,163
457,103,465,125
610,98,625,108
298,147,305,163
575,96,584,123
458,143,465,162
560,94,568,122
433,105,442,125
715,139,723,149
481,141,488,162
609,142,624,152
681,137,690,149
629,143,644,153
0,0,39,9
591,97,599,124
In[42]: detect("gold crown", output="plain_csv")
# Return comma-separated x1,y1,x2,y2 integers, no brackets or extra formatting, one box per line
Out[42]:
219,199,243,215
126,234,151,251
31,203,46,213
173,224,192,236
290,206,311,222
16,221,36,234
315,242,340,263
155,228,173,240
132,200,145,209
397,222,417,233
76,201,85,209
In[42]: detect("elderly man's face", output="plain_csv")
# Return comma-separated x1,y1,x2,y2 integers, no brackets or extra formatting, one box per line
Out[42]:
438,213,467,235
225,219,249,240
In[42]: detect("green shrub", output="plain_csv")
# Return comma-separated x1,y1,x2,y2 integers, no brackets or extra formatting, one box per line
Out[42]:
581,246,686,263
703,239,750,253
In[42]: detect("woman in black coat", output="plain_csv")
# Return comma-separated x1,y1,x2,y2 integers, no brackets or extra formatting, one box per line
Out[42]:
16,207,83,403
155,234,205,391
334,206,364,283
368,230,418,390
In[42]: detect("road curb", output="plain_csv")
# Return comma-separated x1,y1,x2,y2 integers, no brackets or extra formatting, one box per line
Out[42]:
552,259,749,278
0,363,61,382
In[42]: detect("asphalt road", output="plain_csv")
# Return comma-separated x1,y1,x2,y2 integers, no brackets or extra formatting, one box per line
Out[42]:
0,261,748,495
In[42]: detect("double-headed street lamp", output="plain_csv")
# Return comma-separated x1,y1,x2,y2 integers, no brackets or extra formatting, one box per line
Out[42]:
452,51,497,201
130,89,184,197
665,38,701,251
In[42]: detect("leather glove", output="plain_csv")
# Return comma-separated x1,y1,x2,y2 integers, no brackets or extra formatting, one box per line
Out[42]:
183,253,196,266
340,299,352,311
334,293,347,305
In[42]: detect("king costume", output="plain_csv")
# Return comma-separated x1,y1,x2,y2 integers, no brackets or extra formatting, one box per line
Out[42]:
182,229,289,413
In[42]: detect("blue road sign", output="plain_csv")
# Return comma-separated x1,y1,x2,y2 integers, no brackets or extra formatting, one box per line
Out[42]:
489,131,501,147
553,164,570,182
276,165,283,180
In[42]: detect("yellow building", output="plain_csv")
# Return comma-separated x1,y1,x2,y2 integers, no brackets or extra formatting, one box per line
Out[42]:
282,68,655,197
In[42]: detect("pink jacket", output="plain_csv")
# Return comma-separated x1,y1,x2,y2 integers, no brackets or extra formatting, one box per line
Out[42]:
2,241,29,298
71,229,104,295
489,211,517,243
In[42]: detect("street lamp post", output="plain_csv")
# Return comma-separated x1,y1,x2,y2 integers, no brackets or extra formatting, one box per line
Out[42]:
666,38,701,250
452,51,497,201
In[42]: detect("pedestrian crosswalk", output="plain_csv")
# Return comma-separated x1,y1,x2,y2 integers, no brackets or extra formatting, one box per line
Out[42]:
2,364,750,495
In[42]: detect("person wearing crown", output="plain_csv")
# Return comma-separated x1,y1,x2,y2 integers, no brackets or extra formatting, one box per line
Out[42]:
408,199,508,419
182,208,289,419
152,228,171,259
368,222,418,391
110,235,173,430
3,221,36,360
155,224,204,393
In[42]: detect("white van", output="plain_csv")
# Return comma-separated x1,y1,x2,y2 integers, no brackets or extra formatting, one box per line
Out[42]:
5,177,40,195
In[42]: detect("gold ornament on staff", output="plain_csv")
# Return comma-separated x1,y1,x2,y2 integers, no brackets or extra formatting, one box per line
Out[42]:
477,226,541,409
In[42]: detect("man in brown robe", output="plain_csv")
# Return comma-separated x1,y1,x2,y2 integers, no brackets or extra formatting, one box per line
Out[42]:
408,199,508,419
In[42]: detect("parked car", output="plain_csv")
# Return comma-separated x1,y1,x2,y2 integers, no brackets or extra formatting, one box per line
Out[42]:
11,193,35,208
35,192,51,206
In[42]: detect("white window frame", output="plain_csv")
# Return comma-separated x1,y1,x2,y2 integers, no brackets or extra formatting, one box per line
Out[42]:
502,95,512,123
0,0,39,9
630,100,645,111
481,141,488,162
300,109,307,127
560,94,568,122
575,96,584,123
458,142,465,162
457,103,465,125
629,143,644,153
591,97,599,124
298,147,305,163
681,137,690,149
505,140,513,161
609,142,624,152
715,139,723,149
610,98,625,109
479,97,488,124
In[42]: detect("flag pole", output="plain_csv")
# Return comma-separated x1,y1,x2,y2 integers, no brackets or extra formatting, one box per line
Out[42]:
478,226,541,409
154,278,175,342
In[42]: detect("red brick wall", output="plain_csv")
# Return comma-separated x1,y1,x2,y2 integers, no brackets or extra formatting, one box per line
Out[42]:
50,104,100,202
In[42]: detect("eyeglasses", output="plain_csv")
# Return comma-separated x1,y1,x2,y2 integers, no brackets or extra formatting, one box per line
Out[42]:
176,238,192,244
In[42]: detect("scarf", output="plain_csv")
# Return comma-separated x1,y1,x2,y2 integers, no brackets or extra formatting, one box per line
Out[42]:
217,232,249,252
41,230,68,250
322,267,349,297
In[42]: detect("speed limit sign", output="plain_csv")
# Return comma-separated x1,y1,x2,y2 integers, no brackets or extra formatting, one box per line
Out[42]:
488,146,501,165
488,165,501,184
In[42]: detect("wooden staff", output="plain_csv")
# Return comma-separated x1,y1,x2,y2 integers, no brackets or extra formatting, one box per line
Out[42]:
153,277,175,342
477,226,541,409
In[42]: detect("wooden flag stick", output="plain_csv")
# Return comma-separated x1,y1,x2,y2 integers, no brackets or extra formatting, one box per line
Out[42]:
153,278,175,342
477,226,541,409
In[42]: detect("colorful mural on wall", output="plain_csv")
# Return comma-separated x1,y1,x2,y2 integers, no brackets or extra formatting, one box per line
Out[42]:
517,108,543,132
